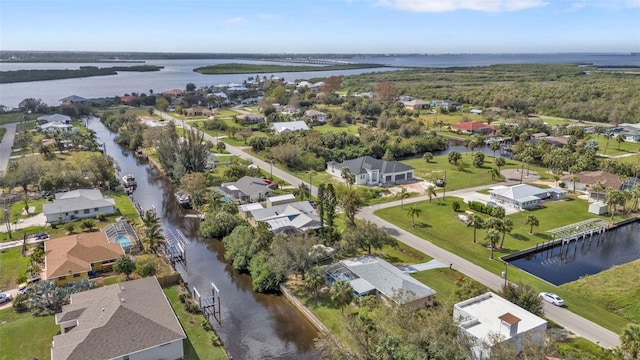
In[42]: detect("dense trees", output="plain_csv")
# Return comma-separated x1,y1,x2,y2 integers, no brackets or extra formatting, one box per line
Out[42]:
341,220,396,255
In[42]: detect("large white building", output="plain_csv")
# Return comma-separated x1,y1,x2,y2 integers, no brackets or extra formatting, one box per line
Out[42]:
454,292,547,359
326,156,414,185
43,189,117,223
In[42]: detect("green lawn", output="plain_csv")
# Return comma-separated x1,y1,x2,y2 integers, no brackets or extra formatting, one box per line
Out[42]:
593,135,640,157
411,267,480,301
0,308,59,360
0,246,31,290
163,286,228,360
375,196,632,333
402,153,552,192
312,123,360,135
0,127,6,142
561,259,640,324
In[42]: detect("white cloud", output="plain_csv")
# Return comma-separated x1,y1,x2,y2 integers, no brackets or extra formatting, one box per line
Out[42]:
378,0,548,12
568,0,640,9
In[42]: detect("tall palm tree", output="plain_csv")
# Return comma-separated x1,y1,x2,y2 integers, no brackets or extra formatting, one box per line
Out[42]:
141,210,164,253
498,218,513,248
489,141,501,158
426,185,437,203
406,206,423,229
603,131,612,155
525,214,539,234
467,214,485,243
330,279,354,315
616,133,626,150
590,181,607,202
399,188,409,208
485,229,501,259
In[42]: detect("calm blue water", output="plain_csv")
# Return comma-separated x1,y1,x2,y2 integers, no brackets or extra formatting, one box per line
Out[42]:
1,53,638,109
114,234,131,248
508,221,640,286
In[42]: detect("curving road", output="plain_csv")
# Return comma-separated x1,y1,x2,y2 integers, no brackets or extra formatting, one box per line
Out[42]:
156,110,621,349
0,123,17,175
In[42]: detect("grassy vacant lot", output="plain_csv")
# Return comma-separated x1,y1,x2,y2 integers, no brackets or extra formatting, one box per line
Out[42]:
0,309,59,360
412,267,479,301
0,246,31,290
375,196,632,333
312,123,360,135
163,286,228,360
402,152,552,191
593,135,640,157
561,259,640,324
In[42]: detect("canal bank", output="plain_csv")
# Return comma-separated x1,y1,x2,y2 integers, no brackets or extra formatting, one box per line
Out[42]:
87,117,320,359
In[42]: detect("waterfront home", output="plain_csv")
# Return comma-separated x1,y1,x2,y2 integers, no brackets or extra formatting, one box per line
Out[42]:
560,171,638,200
611,123,640,143
220,176,272,203
59,95,87,105
44,231,124,286
43,189,117,223
326,156,414,185
270,121,310,135
39,122,74,132
452,121,496,135
488,184,567,210
324,255,436,308
51,277,186,360
37,113,72,124
245,201,319,234
454,292,547,359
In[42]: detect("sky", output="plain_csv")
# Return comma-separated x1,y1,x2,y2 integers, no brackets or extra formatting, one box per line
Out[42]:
1,0,639,53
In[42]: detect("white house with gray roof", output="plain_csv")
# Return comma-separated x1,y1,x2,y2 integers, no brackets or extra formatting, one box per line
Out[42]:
324,256,436,308
246,201,319,234
51,276,186,360
220,176,272,203
43,189,116,223
489,184,566,210
326,156,414,185
37,113,72,124
454,292,547,359
271,121,310,135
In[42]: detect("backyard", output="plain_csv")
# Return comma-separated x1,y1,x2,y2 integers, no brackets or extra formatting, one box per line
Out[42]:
0,308,59,360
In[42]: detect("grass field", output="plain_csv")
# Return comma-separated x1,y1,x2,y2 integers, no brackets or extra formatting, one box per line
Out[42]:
312,123,360,135
0,246,31,290
375,196,633,333
561,259,640,324
0,309,59,360
402,152,553,191
163,286,228,360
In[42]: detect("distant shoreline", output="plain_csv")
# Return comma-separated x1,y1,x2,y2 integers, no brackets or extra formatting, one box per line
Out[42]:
0,65,163,84
193,62,390,74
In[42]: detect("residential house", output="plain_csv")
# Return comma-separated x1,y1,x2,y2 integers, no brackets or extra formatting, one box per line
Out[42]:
402,99,430,110
270,121,310,135
430,100,462,111
611,123,640,143
470,108,483,115
43,189,117,223
235,113,265,125
487,107,504,114
37,113,72,124
454,292,547,359
59,95,87,105
282,104,300,115
44,231,124,286
220,176,272,203
324,255,436,308
183,106,217,117
119,95,135,104
304,109,327,124
489,184,566,210
51,276,186,360
246,201,320,234
326,156,414,185
266,193,296,207
560,171,626,200
452,121,497,135
240,97,261,105
162,88,185,98
39,122,74,132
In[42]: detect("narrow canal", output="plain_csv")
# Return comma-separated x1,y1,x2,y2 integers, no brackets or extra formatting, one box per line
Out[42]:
87,117,320,359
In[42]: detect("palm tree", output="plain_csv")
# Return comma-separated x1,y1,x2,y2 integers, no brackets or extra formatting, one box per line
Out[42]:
590,181,607,202
467,214,485,243
620,323,640,360
494,157,506,173
305,266,326,299
426,185,437,203
485,229,501,259
488,167,501,181
630,183,640,212
490,141,501,158
603,131,612,155
525,214,539,234
141,210,164,253
498,218,513,248
341,167,355,187
616,133,626,150
406,206,423,229
423,152,433,163
330,279,354,314
399,188,409,208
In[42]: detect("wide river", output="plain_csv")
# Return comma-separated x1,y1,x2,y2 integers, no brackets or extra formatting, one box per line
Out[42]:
1,53,638,109
87,117,319,359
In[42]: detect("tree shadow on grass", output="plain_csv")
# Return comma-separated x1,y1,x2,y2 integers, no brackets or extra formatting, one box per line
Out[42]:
511,233,530,241
415,221,431,229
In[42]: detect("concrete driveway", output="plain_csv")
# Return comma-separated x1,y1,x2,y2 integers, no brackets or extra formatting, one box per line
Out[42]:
0,123,17,174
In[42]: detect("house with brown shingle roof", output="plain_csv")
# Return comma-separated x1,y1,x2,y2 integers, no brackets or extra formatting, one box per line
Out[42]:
452,121,496,135
45,232,124,286
561,171,626,200
51,276,186,360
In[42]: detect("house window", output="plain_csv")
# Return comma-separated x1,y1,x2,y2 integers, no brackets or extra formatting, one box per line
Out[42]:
102,260,113,264
84,209,90,214
94,208,99,211
74,210,79,214
73,273,81,278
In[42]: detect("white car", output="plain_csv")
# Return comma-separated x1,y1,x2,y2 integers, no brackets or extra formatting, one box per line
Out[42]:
539,292,565,306
0,293,12,304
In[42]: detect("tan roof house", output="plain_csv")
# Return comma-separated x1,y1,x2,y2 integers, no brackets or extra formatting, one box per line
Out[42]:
561,170,624,198
45,232,124,286
51,276,186,360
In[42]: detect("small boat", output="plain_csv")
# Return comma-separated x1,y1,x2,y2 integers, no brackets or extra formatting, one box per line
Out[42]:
122,174,137,187
175,193,192,209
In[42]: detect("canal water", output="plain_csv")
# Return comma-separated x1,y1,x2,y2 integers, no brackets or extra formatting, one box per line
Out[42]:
507,221,640,286
87,117,319,359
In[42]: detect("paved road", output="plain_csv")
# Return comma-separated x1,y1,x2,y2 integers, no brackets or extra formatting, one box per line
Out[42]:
0,123,17,174
155,110,621,348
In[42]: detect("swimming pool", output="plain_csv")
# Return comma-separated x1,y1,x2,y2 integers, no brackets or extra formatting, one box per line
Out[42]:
114,235,131,248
